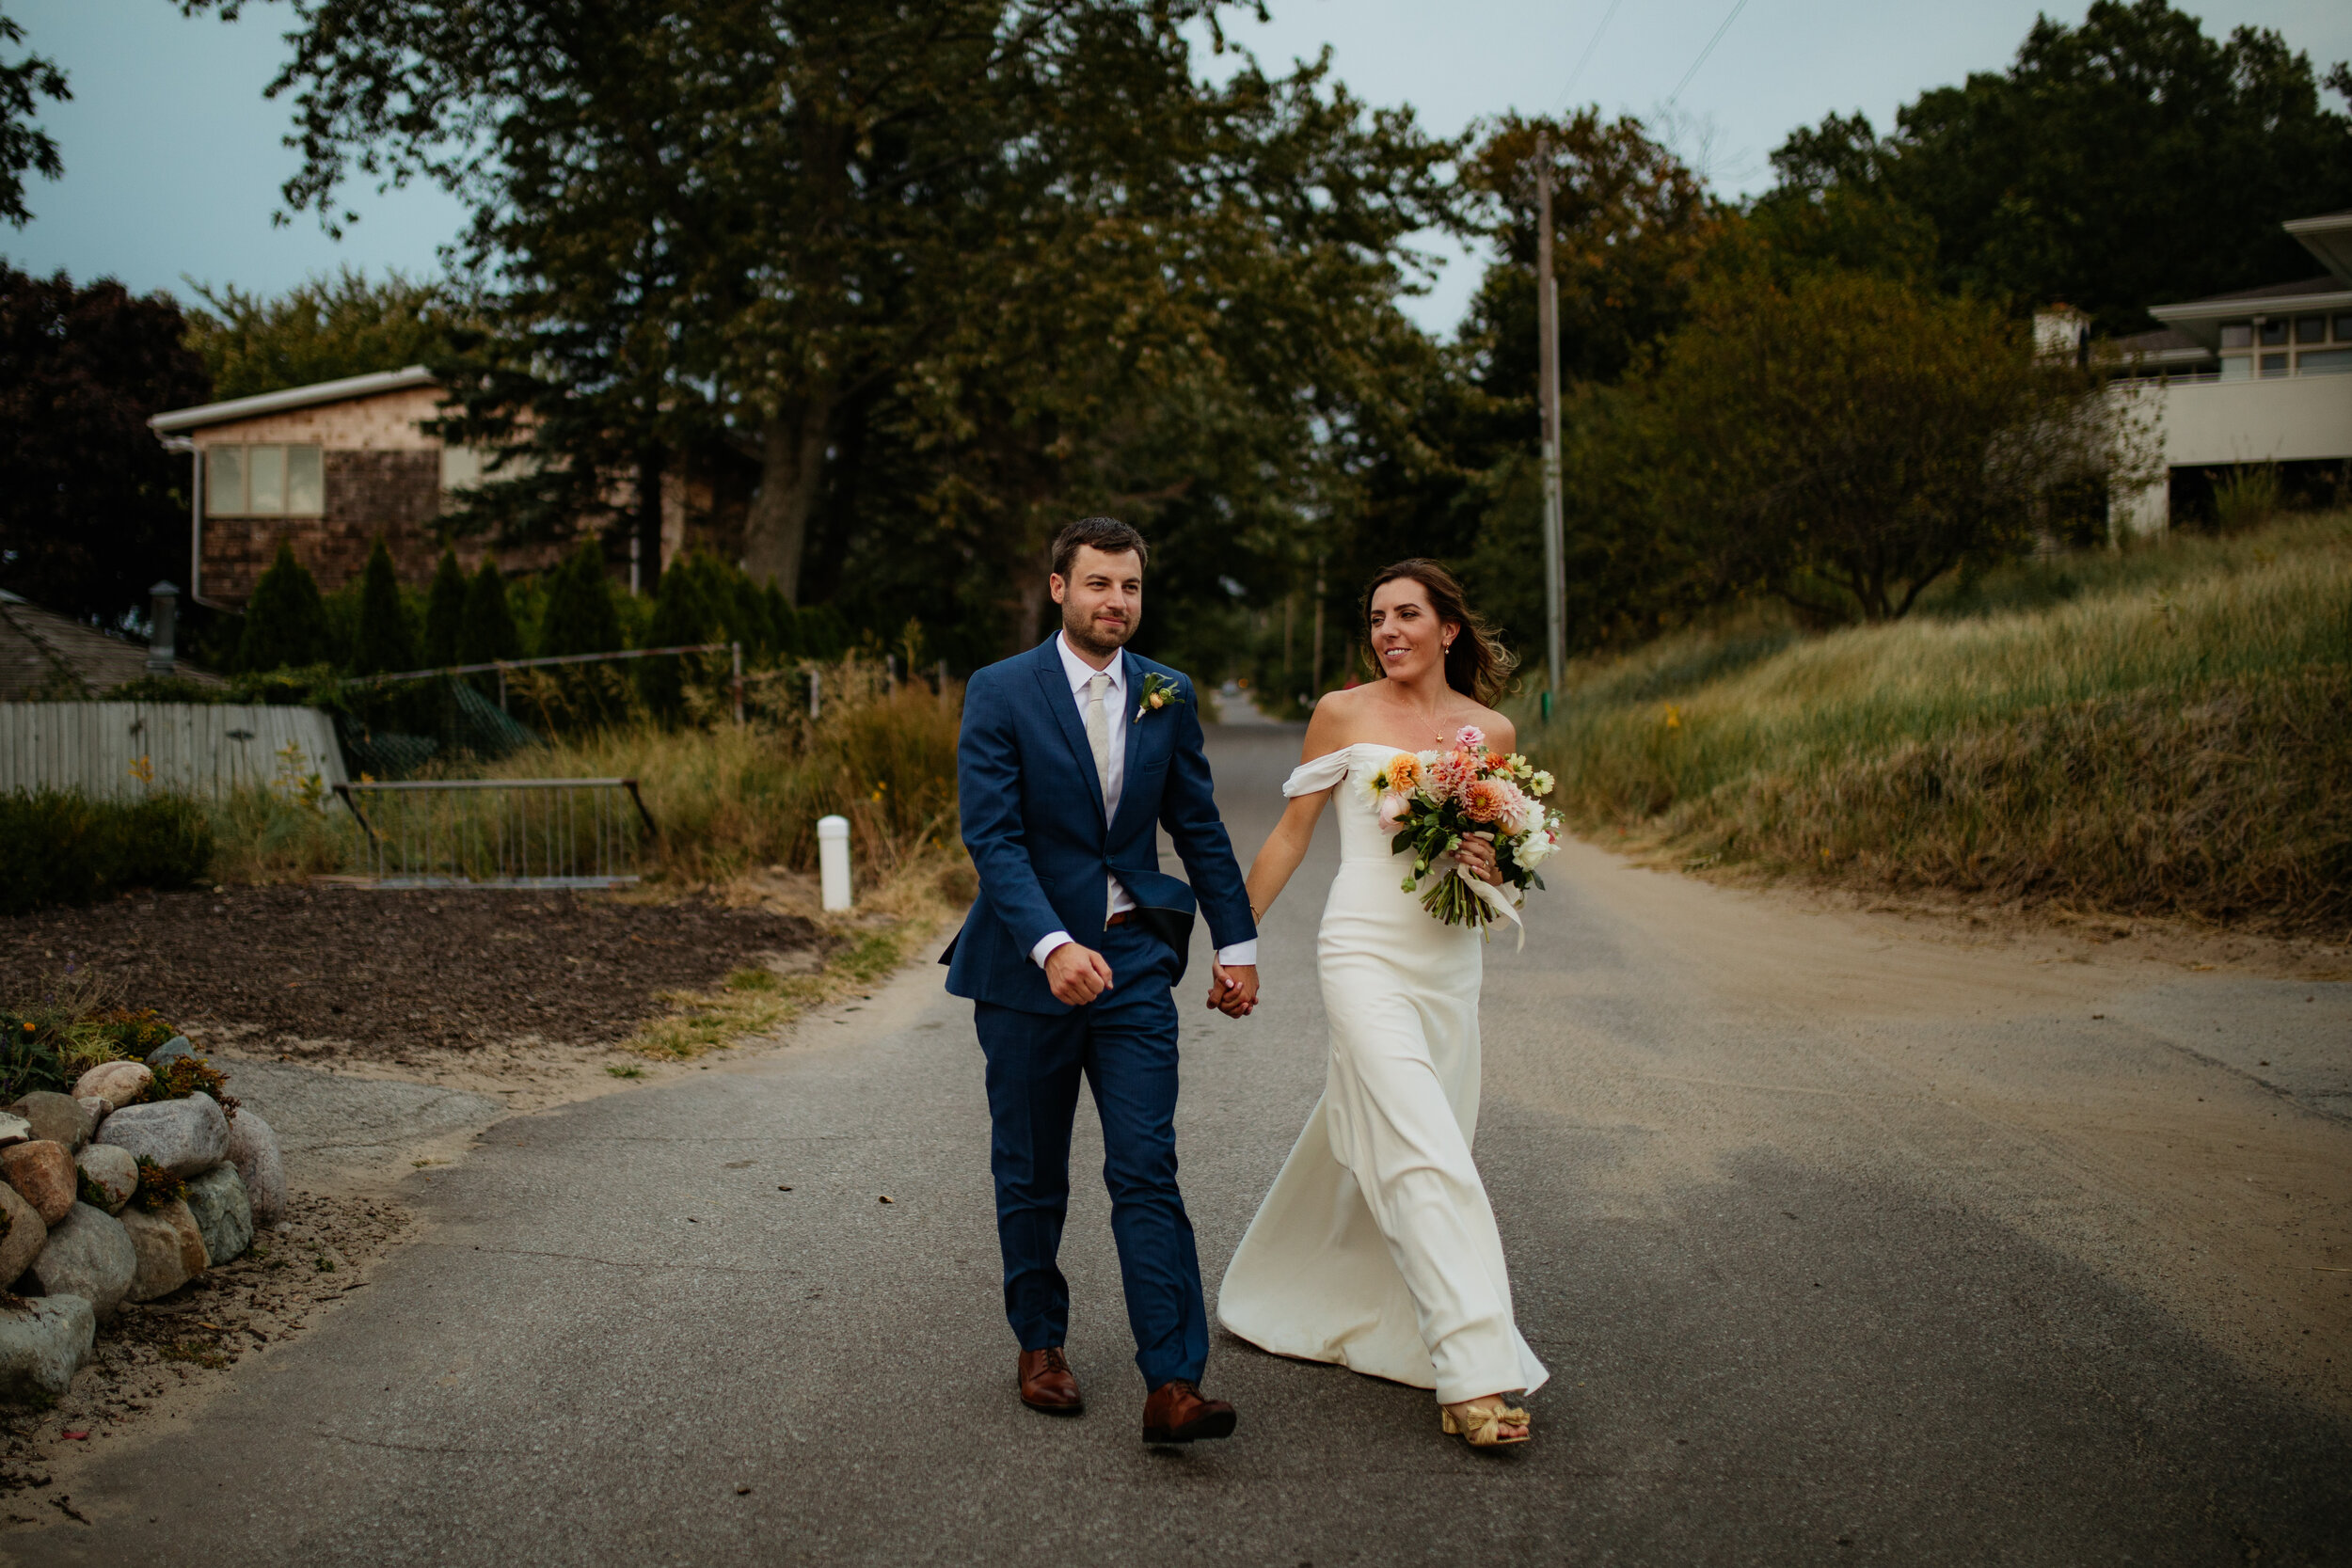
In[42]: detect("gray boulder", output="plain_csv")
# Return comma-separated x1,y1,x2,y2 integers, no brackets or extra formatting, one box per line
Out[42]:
22,1204,135,1319
0,1295,95,1401
225,1110,286,1227
183,1165,253,1266
71,1060,151,1111
5,1091,93,1152
0,1113,27,1148
118,1199,208,1300
0,1182,44,1287
73,1144,137,1213
96,1094,228,1178
146,1035,196,1069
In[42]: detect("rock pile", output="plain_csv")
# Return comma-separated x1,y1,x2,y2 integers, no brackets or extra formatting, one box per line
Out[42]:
0,1038,282,1402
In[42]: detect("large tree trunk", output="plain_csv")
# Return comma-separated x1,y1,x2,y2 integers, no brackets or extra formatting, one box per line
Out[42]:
740,391,834,602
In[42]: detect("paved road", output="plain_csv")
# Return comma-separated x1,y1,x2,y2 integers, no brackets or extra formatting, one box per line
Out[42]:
19,725,2351,1565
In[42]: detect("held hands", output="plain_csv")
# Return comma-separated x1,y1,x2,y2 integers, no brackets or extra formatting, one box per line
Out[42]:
1453,832,1506,887
1043,942,1115,1006
1207,962,1259,1019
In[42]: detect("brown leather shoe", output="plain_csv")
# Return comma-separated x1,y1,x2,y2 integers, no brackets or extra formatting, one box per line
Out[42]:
1018,1347,1083,1414
1141,1379,1236,1444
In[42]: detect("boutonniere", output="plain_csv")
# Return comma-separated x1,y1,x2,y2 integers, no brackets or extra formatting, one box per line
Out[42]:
1135,671,1185,721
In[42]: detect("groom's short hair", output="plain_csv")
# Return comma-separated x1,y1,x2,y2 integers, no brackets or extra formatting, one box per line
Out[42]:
1052,517,1149,580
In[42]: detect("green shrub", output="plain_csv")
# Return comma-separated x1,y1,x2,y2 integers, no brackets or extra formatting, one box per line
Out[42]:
237,542,334,673
0,791,215,915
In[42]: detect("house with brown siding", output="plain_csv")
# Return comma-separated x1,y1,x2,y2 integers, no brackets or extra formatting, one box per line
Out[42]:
146,369,723,610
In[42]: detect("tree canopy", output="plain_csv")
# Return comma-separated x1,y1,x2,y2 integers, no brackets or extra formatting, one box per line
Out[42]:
183,268,464,401
0,266,210,628
1767,0,2352,332
0,8,67,227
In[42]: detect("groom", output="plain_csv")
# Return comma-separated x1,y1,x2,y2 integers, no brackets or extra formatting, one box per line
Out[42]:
944,516,1260,1444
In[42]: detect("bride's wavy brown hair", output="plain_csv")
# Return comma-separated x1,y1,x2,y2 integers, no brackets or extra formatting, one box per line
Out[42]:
1360,559,1518,707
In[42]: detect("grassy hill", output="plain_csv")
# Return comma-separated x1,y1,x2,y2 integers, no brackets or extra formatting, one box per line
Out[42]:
1518,514,2352,933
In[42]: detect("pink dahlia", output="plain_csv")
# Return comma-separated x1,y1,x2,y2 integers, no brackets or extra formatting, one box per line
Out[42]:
1464,776,1518,823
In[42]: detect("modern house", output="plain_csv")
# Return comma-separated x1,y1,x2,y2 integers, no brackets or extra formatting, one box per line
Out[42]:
2106,210,2352,535
146,369,700,609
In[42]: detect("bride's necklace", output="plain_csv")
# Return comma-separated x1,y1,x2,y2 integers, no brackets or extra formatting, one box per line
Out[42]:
1401,682,1452,746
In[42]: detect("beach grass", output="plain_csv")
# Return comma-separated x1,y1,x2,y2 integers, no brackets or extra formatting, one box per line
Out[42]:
1518,513,2352,930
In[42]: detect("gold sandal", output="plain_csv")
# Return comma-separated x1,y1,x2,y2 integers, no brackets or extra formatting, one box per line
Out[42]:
1441,1401,1532,1447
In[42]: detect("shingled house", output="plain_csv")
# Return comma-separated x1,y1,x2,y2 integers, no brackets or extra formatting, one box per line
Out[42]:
0,587,222,700
151,366,716,610
148,367,464,609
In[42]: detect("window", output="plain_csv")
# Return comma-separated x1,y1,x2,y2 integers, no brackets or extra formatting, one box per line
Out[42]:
2219,323,2252,349
2336,313,2352,342
2219,356,2252,382
204,444,324,516
2260,353,2289,377
2259,319,2288,347
2296,316,2327,344
2298,347,2352,376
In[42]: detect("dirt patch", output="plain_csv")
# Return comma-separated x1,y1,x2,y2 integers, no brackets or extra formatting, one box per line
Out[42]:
0,1190,407,1524
1,885,829,1067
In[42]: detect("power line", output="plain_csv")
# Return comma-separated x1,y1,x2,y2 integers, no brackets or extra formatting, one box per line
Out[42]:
1559,0,1627,108
1667,0,1753,105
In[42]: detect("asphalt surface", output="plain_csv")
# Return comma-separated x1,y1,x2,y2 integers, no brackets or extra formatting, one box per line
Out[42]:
17,723,2350,1565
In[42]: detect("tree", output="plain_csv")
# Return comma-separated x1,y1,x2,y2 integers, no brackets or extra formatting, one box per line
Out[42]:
183,268,465,401
1642,269,2109,623
0,266,212,628
0,8,66,227
179,0,1454,667
536,543,622,657
349,538,418,675
421,548,468,668
455,558,520,666
235,542,332,673
1771,2,2352,332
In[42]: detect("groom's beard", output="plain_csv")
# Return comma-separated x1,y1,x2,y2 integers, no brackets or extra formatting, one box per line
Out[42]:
1062,607,1136,660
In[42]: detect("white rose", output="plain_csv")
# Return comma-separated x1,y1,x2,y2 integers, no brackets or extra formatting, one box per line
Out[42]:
1517,829,1560,868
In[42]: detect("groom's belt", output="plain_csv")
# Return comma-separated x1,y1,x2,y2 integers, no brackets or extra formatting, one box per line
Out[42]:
1104,911,1134,928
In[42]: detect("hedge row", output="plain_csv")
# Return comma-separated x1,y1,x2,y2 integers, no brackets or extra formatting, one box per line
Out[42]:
0,791,214,915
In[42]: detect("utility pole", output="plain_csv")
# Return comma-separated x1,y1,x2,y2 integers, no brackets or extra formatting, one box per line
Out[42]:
1535,131,1566,710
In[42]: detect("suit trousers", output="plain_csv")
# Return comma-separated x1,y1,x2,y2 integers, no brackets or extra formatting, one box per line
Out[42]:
974,919,1206,1388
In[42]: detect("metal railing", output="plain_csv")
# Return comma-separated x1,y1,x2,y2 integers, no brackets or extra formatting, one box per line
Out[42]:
333,778,658,889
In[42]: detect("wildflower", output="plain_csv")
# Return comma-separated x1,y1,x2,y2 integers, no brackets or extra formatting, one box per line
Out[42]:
1664,704,1682,730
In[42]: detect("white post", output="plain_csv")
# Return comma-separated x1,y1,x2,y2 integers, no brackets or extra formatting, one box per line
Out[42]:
817,815,851,911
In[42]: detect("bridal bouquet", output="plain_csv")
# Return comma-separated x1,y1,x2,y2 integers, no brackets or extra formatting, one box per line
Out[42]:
1369,727,1563,933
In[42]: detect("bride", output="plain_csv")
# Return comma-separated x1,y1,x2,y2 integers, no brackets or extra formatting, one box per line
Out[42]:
1217,558,1549,1448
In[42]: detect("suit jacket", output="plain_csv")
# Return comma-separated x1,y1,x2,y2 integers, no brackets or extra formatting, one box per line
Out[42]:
943,635,1256,1014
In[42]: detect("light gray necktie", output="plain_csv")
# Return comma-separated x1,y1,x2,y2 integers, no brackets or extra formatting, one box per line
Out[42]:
1083,671,1112,813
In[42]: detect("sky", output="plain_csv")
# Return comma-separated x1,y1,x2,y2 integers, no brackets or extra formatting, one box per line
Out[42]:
6,0,2349,338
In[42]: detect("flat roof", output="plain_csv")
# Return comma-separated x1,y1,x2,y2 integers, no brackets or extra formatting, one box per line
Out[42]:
149,365,437,434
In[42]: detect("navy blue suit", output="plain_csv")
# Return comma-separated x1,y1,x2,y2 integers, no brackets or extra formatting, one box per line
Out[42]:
945,635,1254,1386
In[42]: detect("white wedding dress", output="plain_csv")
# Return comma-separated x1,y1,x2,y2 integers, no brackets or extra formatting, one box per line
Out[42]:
1217,743,1549,1403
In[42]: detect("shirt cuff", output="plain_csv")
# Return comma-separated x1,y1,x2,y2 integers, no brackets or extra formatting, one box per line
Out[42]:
1214,941,1258,966
1030,930,1073,968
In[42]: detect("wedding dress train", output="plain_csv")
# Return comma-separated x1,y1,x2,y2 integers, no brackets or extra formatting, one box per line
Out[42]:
1216,743,1548,1403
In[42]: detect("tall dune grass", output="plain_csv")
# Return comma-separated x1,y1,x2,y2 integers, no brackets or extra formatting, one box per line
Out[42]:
469,679,964,885
1521,515,2352,930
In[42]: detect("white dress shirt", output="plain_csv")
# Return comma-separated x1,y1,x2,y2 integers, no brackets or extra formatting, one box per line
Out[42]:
1029,632,1258,971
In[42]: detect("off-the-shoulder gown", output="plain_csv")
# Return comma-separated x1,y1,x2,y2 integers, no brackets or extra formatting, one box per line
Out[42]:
1216,743,1548,1403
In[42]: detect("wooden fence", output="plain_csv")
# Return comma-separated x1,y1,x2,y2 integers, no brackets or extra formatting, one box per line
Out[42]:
0,703,347,801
